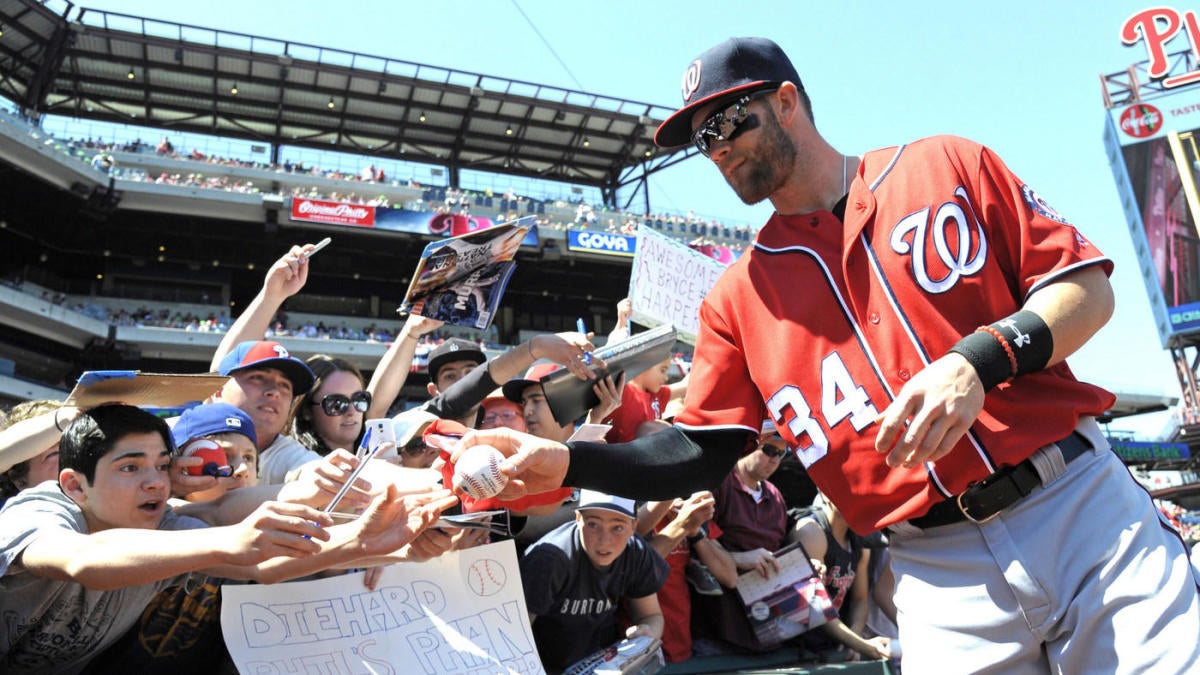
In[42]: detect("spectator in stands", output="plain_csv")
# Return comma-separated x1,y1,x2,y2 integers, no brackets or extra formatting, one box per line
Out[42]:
638,479,738,663
423,338,487,423
0,403,452,673
293,356,370,456
791,493,892,662
692,420,790,655
83,402,261,672
381,409,441,470
0,401,80,508
521,490,668,671
210,340,316,485
171,403,260,504
479,389,526,432
603,356,686,444
502,363,623,445
367,314,602,431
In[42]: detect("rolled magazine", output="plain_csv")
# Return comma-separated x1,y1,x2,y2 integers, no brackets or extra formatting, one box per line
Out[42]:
539,324,676,426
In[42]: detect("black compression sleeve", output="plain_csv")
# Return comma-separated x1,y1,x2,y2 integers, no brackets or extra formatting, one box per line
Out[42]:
562,427,753,500
421,363,498,421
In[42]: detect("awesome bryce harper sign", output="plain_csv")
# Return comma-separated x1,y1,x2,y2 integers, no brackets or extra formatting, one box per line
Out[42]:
220,540,545,674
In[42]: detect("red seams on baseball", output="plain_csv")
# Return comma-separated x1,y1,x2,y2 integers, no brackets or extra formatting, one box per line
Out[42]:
452,444,508,499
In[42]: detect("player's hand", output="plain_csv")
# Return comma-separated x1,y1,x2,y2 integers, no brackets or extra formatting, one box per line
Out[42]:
222,501,332,564
352,484,459,557
275,449,373,510
587,372,625,424
457,427,570,499
529,332,602,381
874,352,985,469
262,244,313,301
169,455,219,498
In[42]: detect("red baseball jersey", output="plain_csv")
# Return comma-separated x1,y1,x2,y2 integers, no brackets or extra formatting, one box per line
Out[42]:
675,135,1115,533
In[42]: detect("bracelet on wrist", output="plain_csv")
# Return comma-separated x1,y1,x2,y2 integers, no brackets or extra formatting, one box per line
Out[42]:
686,531,705,545
53,408,66,432
946,310,1053,391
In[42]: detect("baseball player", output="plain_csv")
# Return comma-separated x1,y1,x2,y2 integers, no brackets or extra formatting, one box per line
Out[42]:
461,37,1200,672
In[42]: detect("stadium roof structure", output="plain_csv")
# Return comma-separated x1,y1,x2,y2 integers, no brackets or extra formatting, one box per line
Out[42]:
0,0,695,209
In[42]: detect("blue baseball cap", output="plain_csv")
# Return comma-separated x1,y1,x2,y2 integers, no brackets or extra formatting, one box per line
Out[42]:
654,37,802,148
218,340,315,395
171,402,257,447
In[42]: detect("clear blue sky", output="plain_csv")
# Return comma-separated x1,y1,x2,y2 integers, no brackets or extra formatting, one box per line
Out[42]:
74,0,1188,436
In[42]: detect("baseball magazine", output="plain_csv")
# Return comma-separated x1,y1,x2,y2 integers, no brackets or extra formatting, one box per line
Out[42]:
735,540,839,643
398,216,532,330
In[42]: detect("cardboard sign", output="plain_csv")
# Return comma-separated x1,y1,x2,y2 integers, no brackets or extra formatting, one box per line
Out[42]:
220,540,545,674
65,370,229,408
628,226,727,344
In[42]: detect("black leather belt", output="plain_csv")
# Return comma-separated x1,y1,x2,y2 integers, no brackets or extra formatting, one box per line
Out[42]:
907,432,1093,529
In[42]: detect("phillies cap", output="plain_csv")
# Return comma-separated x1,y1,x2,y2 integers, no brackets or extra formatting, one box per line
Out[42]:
501,362,563,403
576,489,637,519
654,37,801,148
426,338,486,382
218,340,315,395
171,402,257,448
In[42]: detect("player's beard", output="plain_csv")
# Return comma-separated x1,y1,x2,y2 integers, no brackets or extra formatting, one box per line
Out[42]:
728,106,796,205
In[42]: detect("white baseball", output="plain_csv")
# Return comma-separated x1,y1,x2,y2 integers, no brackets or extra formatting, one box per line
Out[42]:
452,444,508,499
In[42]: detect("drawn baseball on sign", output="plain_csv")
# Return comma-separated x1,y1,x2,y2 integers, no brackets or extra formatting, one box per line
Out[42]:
466,558,507,597
452,444,508,499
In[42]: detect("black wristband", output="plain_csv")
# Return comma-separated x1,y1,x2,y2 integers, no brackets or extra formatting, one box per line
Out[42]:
993,310,1053,376
947,310,1055,392
947,331,1011,391
686,531,705,545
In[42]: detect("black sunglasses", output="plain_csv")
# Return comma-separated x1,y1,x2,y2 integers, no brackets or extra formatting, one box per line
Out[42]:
312,391,372,416
691,89,776,157
401,439,434,456
759,444,787,459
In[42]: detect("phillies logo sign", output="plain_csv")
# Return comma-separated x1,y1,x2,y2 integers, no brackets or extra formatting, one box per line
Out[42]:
1122,7,1200,88
1119,103,1164,138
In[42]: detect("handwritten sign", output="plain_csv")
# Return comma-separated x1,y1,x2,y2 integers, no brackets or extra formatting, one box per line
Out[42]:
221,540,544,675
628,226,727,344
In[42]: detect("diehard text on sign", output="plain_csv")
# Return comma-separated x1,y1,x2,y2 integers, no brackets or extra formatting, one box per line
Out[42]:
221,540,545,675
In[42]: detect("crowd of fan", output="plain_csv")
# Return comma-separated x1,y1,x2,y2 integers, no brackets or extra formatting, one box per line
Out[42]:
4,241,1198,673
64,131,754,247
1,242,878,672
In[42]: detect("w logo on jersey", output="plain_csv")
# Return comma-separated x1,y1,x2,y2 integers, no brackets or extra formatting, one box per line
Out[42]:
889,186,988,294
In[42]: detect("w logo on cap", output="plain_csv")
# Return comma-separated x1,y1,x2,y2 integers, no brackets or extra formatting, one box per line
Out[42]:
681,60,702,101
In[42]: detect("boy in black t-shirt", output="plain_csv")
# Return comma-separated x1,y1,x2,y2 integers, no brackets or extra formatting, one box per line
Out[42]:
520,490,668,672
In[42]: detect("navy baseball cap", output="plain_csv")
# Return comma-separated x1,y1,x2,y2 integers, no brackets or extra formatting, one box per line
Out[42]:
654,37,802,148
171,402,257,447
218,340,315,395
426,338,486,381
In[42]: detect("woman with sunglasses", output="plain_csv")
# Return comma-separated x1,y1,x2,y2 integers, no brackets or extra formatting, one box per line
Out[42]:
293,355,372,455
